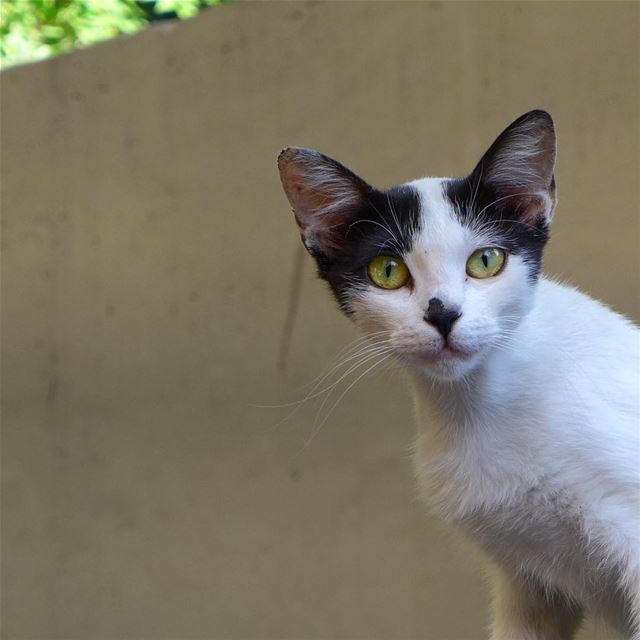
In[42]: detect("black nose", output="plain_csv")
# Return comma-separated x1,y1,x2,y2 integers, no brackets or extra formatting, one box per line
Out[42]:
424,297,461,339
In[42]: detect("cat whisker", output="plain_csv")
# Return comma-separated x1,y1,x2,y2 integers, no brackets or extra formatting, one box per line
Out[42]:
301,351,395,451
386,191,407,248
469,162,484,214
259,341,397,433
257,340,395,411
293,331,393,392
347,217,404,257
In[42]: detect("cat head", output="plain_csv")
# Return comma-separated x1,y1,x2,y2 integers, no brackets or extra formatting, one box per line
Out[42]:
278,110,556,381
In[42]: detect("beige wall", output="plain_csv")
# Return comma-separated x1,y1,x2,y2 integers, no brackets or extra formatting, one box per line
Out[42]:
2,2,638,639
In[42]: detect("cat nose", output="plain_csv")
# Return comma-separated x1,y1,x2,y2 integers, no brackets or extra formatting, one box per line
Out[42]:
424,297,461,339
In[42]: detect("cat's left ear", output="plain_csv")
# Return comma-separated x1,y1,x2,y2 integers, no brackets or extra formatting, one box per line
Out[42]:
471,109,557,224
278,147,373,257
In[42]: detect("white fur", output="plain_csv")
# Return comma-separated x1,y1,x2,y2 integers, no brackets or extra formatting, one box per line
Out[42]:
486,121,549,188
349,178,640,637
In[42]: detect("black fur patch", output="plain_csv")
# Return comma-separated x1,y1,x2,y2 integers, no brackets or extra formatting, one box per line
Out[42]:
443,177,550,281
314,184,422,312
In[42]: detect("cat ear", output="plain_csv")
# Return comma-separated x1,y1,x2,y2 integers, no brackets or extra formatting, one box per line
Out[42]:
472,109,557,224
278,147,373,256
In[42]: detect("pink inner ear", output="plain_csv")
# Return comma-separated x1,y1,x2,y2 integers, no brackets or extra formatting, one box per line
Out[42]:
510,190,556,224
289,173,337,214
281,167,319,215
520,194,546,222
278,147,372,255
280,166,330,250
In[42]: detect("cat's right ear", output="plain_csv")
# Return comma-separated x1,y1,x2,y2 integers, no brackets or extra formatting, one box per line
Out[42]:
278,148,373,257
471,110,557,224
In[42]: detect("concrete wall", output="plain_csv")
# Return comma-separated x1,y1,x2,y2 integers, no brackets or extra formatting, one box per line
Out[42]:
2,2,638,638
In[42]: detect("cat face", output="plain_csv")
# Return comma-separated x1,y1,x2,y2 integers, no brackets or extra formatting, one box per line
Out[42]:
278,110,557,381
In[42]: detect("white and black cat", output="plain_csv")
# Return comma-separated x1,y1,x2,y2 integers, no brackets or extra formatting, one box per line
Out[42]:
277,110,640,639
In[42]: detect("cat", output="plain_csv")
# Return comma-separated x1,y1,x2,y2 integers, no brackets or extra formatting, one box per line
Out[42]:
277,110,640,639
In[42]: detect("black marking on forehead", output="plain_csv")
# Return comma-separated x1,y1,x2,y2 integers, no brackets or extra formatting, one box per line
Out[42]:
443,177,549,281
315,184,422,312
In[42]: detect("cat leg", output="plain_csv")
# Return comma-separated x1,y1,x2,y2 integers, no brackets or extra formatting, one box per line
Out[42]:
489,571,583,640
623,566,640,640
631,595,640,640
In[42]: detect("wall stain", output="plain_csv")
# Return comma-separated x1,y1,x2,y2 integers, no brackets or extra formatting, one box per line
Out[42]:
46,375,59,406
277,243,305,372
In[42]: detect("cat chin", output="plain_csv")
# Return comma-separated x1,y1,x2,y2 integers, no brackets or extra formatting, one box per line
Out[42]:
402,348,483,381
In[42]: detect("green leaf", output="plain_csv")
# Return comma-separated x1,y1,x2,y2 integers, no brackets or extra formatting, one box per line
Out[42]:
1,0,227,69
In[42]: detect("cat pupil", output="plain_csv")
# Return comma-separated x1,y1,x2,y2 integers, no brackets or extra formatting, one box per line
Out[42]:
385,263,393,278
482,252,489,268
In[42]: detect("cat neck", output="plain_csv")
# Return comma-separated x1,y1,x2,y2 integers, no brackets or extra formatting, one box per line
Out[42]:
409,334,530,442
409,278,541,435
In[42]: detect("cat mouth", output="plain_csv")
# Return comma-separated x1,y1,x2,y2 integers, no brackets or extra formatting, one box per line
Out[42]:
439,345,463,357
405,343,473,365
432,345,470,361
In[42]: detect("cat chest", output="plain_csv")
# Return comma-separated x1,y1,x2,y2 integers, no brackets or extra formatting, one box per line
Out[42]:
412,402,629,601
462,489,585,570
467,494,625,603
448,477,611,599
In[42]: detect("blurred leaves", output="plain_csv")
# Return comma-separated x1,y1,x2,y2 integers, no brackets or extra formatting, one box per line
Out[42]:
1,0,224,69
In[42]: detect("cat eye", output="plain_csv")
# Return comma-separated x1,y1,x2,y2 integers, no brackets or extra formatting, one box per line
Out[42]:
367,255,410,290
466,247,506,279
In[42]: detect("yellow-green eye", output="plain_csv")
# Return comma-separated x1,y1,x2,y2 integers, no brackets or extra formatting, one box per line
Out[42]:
368,255,410,290
466,247,506,279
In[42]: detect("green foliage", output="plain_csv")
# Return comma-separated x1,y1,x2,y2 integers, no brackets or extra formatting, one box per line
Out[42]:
0,0,223,69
